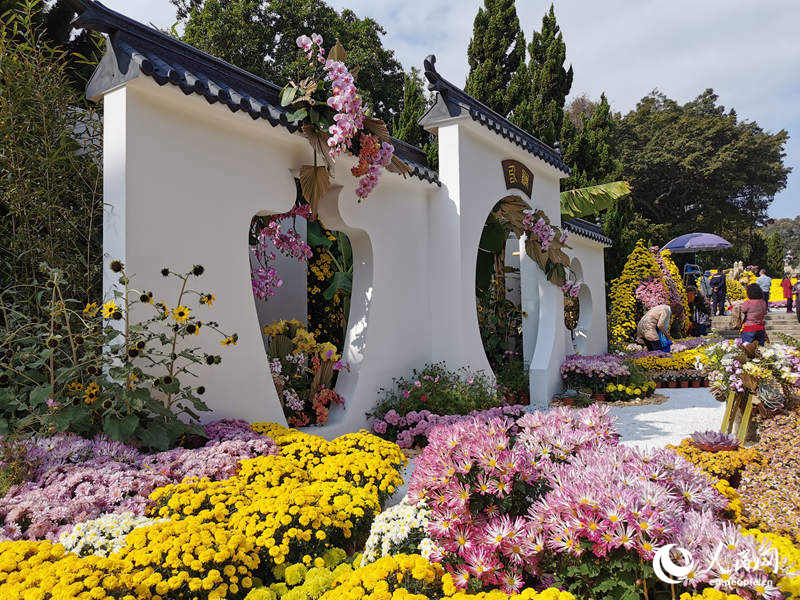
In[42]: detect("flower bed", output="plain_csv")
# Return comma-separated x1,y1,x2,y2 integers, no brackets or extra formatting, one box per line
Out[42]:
0,423,406,599
406,405,796,599
738,410,800,542
560,353,657,401
668,431,763,485
0,419,275,540
369,363,525,447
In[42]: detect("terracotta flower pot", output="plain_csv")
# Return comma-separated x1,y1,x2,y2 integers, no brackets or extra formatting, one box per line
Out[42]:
691,381,701,388
680,381,689,388
668,381,678,388
591,393,606,402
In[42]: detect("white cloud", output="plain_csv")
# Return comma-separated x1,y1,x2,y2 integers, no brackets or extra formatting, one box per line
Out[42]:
97,0,800,218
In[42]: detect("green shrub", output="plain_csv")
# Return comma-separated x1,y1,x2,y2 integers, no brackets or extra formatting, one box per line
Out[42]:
0,262,236,449
371,362,503,421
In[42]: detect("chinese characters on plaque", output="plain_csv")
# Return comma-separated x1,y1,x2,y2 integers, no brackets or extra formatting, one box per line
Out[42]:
501,159,533,198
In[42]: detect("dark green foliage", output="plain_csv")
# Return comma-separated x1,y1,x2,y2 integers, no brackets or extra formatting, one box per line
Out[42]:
464,0,525,117
510,4,573,146
561,94,622,191
391,67,434,154
545,547,654,600
175,0,404,123
604,89,790,280
763,216,800,261
766,231,786,275
0,3,103,316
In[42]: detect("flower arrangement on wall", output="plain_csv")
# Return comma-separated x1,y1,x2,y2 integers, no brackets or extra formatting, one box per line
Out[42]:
491,196,572,287
282,34,409,212
263,319,348,426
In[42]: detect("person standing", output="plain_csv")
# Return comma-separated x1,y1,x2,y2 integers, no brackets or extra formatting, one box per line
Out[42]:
781,275,794,313
709,270,727,316
740,284,769,346
756,269,772,300
794,279,800,323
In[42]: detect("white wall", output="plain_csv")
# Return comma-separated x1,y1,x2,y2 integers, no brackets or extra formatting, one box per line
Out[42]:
101,75,609,435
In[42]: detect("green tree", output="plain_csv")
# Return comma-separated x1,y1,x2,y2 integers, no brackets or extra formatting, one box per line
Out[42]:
605,89,790,280
561,94,623,191
510,4,573,146
0,0,100,90
763,216,800,261
464,0,525,117
174,0,404,123
0,2,103,312
391,68,430,150
766,231,786,275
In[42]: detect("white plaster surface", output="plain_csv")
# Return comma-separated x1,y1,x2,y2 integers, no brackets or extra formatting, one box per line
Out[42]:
98,72,610,436
610,388,726,449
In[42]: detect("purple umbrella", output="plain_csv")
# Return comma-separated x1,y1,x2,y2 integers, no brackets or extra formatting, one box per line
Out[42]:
661,233,732,254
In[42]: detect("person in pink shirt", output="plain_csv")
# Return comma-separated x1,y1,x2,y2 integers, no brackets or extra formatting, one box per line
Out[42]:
740,283,769,346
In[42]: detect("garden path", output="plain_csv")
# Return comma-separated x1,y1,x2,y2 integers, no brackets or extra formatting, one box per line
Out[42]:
610,387,725,449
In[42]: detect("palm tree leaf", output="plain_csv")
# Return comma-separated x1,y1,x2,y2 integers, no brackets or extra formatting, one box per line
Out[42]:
559,181,632,219
299,165,331,217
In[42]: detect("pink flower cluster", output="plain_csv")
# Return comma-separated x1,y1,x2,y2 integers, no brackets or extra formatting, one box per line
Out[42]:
407,406,620,592
372,404,527,449
351,133,394,198
560,353,630,378
522,211,556,251
251,205,313,301
634,278,670,309
560,280,581,298
323,59,365,157
0,422,276,541
407,405,741,594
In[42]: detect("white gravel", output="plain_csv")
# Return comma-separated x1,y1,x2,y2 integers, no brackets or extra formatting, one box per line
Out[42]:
609,387,725,449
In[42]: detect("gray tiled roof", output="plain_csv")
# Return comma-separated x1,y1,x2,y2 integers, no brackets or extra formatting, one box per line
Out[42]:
563,218,612,246
71,1,439,185
420,55,571,176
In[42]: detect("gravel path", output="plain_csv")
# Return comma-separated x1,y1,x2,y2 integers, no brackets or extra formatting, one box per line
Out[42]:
609,387,725,449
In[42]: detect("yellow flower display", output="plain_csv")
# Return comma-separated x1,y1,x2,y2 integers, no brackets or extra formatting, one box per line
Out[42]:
679,590,746,600
742,529,800,598
0,425,406,600
608,240,668,348
148,426,405,574
668,438,762,482
320,554,576,600
633,347,707,372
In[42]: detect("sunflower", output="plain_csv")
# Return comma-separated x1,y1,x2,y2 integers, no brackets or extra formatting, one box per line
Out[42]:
101,300,118,319
83,302,98,316
199,293,215,306
172,305,191,323
83,382,100,404
220,335,237,347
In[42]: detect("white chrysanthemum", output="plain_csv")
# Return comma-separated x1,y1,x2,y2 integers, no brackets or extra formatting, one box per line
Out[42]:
59,512,165,557
362,498,433,564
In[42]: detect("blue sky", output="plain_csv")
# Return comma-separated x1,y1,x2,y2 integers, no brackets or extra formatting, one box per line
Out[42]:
102,0,798,220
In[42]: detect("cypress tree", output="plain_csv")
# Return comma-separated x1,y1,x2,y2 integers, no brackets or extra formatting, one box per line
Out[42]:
392,68,429,150
464,0,525,117
511,4,573,146
561,93,622,190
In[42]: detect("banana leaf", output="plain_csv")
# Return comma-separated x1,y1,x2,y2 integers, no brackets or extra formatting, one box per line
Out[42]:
559,181,631,219
323,271,352,301
307,220,333,248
